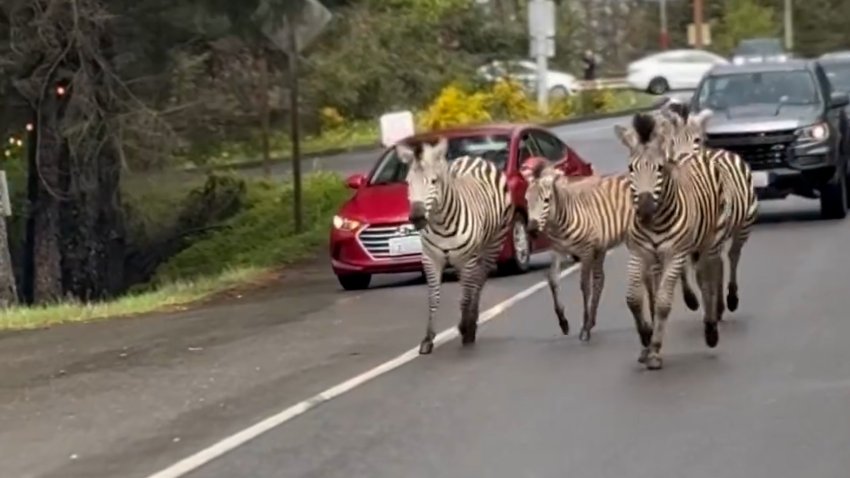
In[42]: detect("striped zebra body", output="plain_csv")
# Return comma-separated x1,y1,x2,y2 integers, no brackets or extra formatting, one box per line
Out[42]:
396,140,514,355
614,111,727,370
522,160,632,341
660,104,759,315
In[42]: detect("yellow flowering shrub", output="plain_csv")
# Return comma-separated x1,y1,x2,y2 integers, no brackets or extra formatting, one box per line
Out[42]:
417,82,493,131
319,106,346,132
546,96,574,121
488,78,539,122
589,88,616,112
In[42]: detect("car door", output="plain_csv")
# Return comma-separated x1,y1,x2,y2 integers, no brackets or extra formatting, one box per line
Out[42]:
510,130,552,250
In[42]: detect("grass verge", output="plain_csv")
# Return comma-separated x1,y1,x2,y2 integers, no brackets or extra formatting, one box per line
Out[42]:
0,171,350,332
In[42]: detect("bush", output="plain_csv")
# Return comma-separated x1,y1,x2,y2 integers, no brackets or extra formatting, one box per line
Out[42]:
488,78,539,122
153,171,349,283
417,82,493,131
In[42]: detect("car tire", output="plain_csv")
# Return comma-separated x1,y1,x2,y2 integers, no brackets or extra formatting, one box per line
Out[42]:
820,171,848,220
647,77,669,95
337,273,372,291
548,86,570,101
498,214,532,275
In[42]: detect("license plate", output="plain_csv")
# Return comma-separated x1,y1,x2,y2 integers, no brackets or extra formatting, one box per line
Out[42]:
388,235,422,256
752,171,769,188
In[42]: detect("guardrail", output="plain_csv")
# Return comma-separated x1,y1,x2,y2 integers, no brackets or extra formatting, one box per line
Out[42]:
573,77,630,91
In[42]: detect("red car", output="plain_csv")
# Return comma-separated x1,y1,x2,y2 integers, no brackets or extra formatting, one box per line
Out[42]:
329,123,595,290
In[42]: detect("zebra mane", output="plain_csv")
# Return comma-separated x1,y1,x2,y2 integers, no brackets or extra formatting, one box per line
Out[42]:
666,102,690,121
553,172,605,196
632,113,656,145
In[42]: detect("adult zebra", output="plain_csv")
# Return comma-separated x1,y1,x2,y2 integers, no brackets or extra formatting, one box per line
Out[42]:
396,138,514,355
660,104,759,316
614,111,727,370
521,159,632,342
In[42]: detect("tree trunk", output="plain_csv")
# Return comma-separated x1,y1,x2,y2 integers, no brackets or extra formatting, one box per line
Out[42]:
0,216,19,308
258,54,272,177
28,93,65,304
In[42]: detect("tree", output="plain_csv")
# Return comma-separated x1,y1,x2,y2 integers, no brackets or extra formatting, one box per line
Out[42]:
714,0,779,55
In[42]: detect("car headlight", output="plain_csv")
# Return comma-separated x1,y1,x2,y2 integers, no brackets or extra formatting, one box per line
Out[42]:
797,122,829,141
333,215,362,232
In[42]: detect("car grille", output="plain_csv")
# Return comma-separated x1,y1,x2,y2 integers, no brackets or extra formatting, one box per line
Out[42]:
705,130,797,170
357,224,422,259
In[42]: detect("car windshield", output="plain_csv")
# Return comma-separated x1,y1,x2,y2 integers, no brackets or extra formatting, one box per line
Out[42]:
823,62,850,92
735,39,783,56
370,134,512,185
695,70,820,110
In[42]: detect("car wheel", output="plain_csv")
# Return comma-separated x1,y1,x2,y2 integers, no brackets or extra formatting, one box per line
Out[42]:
548,86,569,101
337,273,372,291
499,215,532,275
820,171,848,220
647,77,669,95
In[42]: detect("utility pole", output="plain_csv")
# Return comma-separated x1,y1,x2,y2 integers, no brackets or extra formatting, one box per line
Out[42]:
693,0,704,48
784,0,793,51
528,0,556,114
286,14,303,233
660,0,669,50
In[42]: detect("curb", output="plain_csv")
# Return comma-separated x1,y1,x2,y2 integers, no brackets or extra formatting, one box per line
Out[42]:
191,95,671,174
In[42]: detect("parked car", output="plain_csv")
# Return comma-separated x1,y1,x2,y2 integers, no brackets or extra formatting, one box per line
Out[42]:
626,48,728,95
691,60,850,219
329,124,595,290
820,50,850,61
732,37,789,65
476,59,578,100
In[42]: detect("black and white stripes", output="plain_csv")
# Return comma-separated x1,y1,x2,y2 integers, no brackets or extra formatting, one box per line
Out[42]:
396,138,514,355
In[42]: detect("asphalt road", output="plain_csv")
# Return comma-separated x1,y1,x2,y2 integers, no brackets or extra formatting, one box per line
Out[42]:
5,92,850,478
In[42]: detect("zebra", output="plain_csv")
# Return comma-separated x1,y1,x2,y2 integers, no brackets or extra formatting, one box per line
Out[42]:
521,159,632,342
659,103,759,316
396,137,514,355
613,111,727,370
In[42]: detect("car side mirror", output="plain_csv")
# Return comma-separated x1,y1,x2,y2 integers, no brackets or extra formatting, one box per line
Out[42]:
830,92,849,108
345,173,366,189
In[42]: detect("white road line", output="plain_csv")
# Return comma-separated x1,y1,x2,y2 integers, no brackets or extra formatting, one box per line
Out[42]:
144,260,585,478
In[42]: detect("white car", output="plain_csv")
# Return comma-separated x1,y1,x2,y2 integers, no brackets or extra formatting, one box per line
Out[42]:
627,49,728,95
476,60,578,99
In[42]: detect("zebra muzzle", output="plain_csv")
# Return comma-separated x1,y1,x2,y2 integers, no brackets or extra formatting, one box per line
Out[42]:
409,202,428,230
527,219,540,238
636,193,656,223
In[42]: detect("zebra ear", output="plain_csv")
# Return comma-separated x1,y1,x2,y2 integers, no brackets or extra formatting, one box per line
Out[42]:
614,125,638,151
690,108,714,129
431,136,449,160
396,143,416,164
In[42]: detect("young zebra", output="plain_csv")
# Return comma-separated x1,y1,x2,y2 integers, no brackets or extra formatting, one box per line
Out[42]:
614,111,727,370
396,138,514,355
660,104,759,315
521,159,632,342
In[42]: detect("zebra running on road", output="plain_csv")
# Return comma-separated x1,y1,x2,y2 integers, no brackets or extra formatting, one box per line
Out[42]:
396,138,514,355
614,110,727,370
521,159,632,342
659,104,759,317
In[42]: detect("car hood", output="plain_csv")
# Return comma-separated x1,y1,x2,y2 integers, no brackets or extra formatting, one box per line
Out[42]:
338,182,411,225
704,104,821,134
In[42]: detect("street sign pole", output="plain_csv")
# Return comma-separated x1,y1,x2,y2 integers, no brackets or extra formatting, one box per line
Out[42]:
286,14,303,233
528,0,556,114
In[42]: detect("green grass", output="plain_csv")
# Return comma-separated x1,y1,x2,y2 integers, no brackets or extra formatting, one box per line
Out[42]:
0,267,265,331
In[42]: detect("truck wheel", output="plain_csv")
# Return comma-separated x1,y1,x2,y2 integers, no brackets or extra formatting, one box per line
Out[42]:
820,172,848,219
337,273,371,291
498,215,532,275
647,77,669,95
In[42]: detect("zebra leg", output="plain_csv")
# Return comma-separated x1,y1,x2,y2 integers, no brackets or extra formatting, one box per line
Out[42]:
726,233,747,312
646,254,688,370
681,257,700,311
458,258,487,345
578,255,593,340
581,250,605,342
626,254,653,362
547,251,570,335
716,255,726,321
695,254,722,348
419,257,445,355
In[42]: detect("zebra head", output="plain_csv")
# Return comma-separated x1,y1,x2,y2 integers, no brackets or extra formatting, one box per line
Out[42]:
614,112,675,224
521,159,561,238
661,106,714,156
396,137,450,230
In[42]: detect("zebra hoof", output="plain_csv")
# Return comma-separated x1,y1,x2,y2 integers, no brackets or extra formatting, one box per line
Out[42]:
637,348,650,364
704,322,719,348
557,318,570,336
645,355,663,370
579,328,591,342
683,291,700,311
727,291,739,312
459,323,477,345
419,339,434,355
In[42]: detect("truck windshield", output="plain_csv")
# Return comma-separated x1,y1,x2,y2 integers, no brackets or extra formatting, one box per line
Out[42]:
696,70,820,110
370,134,512,185
735,39,783,56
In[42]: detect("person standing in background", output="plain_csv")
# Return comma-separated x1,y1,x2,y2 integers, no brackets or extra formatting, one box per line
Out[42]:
582,50,597,81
